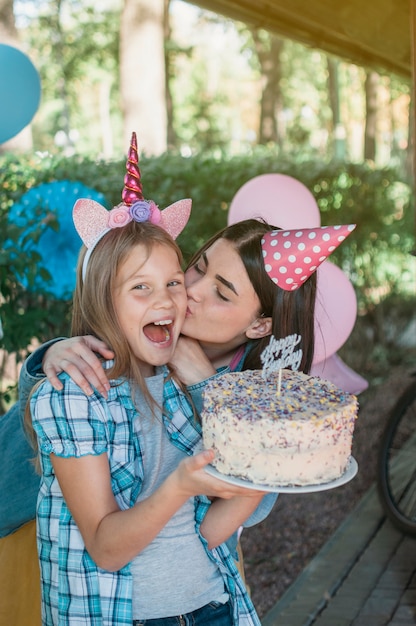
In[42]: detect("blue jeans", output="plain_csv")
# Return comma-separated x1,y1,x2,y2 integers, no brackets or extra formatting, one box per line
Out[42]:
132,600,232,625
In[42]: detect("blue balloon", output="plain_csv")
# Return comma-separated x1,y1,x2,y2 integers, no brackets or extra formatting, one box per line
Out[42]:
0,44,41,143
7,181,107,300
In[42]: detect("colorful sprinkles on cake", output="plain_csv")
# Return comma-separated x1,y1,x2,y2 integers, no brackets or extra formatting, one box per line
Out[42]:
201,369,358,486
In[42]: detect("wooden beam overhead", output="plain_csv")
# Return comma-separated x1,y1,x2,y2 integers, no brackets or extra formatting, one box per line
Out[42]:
187,0,412,78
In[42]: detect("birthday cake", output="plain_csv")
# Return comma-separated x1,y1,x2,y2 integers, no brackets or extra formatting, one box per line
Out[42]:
201,369,358,487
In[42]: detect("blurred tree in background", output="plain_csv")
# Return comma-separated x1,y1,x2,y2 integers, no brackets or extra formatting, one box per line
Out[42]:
0,0,410,171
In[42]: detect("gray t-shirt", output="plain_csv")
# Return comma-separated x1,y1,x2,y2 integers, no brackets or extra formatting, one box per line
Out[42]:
130,373,228,619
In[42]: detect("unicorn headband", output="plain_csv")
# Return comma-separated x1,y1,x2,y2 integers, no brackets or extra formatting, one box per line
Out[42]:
261,224,356,291
73,132,192,279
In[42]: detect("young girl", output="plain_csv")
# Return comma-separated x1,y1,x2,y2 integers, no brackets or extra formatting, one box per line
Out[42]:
27,145,270,625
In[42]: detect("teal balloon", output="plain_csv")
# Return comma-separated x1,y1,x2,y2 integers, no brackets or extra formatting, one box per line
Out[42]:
0,44,41,143
7,181,107,300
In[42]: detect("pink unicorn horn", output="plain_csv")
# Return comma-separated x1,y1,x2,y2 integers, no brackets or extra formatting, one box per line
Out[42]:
122,132,144,206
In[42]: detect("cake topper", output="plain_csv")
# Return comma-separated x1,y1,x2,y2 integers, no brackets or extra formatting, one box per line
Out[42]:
260,333,303,395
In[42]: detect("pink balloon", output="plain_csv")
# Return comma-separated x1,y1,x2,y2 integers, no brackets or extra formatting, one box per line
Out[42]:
228,173,321,228
313,262,357,365
311,353,368,395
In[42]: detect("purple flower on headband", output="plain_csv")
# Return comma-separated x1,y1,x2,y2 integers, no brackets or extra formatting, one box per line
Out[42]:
108,206,132,228
130,200,151,222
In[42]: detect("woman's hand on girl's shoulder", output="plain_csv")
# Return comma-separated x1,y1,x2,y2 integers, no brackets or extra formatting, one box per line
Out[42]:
42,335,114,398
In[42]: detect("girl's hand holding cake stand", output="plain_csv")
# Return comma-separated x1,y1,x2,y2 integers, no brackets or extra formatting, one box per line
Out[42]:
173,448,269,550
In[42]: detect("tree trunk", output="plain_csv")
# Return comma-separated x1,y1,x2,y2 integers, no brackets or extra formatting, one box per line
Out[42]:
364,71,379,161
327,57,346,160
120,0,167,155
163,0,177,150
252,31,283,145
405,95,414,183
0,0,17,42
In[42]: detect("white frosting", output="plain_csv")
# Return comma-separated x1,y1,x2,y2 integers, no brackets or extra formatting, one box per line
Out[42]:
201,369,358,486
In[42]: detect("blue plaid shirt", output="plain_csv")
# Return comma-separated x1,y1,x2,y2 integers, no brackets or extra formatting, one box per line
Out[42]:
31,362,260,626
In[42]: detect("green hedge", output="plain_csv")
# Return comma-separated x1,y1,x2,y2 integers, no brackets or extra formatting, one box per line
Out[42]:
0,149,414,404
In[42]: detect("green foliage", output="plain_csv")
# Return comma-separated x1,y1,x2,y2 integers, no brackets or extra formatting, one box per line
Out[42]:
0,149,414,404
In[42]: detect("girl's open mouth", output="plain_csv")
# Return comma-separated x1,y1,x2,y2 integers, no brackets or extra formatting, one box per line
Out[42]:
143,320,173,344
